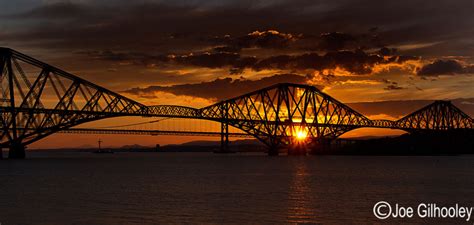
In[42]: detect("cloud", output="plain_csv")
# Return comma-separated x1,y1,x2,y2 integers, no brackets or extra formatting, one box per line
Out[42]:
377,47,398,56
384,84,404,90
250,50,418,75
318,32,356,51
212,30,300,50
417,59,474,76
123,73,310,100
174,52,257,71
210,30,390,53
380,79,403,90
79,50,170,67
83,48,418,75
80,50,258,72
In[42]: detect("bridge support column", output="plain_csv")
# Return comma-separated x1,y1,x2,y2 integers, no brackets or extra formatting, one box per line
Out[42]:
9,142,25,159
268,147,279,156
267,142,280,156
216,103,233,153
217,122,230,153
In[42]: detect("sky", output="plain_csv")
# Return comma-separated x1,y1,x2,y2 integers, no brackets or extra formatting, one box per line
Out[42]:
1,0,473,148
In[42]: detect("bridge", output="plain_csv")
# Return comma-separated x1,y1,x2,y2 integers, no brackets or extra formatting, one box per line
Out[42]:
0,47,473,158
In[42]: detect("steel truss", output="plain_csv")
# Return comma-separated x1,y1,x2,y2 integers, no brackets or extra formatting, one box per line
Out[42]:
1,47,473,157
200,83,374,151
395,100,473,130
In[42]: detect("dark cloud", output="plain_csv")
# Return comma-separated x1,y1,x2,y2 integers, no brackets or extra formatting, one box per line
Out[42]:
318,32,356,51
417,59,474,76
384,84,404,90
4,0,473,57
83,48,417,75
377,47,398,56
381,79,404,90
381,79,397,85
80,50,258,71
211,45,242,53
79,50,170,67
394,55,420,62
249,50,416,75
124,74,310,100
174,52,257,70
210,30,393,54
212,30,299,50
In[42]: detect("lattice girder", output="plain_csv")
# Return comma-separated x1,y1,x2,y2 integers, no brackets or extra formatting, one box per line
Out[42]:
0,48,147,147
395,100,473,130
199,83,372,147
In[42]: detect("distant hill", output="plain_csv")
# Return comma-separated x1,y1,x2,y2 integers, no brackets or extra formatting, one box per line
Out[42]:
341,135,401,140
120,144,152,149
180,139,263,146
75,144,96,149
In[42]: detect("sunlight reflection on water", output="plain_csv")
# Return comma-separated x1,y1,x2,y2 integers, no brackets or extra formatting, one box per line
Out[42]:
287,159,317,223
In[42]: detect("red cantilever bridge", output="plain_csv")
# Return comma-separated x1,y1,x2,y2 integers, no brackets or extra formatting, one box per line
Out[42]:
1,48,473,158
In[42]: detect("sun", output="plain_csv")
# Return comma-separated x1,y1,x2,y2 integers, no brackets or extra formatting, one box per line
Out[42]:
295,129,308,141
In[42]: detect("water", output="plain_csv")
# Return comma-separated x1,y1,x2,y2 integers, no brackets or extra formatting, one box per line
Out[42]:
1,152,473,224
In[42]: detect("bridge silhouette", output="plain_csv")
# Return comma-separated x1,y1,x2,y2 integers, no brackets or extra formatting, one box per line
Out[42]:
1,47,473,158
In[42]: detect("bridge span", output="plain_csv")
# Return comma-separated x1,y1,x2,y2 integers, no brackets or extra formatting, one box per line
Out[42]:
1,47,473,158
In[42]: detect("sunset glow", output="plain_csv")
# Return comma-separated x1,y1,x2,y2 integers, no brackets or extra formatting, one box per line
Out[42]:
295,130,308,140
0,0,471,149
294,127,308,141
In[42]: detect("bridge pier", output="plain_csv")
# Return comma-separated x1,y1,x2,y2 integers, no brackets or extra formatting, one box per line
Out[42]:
219,132,229,152
8,142,25,159
215,121,232,153
268,147,279,156
214,104,234,154
267,142,282,156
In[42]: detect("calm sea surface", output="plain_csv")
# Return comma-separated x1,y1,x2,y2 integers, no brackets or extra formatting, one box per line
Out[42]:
0,151,473,224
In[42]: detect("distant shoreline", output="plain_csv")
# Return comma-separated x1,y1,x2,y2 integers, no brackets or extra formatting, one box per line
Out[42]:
18,132,474,156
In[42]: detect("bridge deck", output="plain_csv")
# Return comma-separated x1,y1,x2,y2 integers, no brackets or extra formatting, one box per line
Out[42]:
59,128,252,137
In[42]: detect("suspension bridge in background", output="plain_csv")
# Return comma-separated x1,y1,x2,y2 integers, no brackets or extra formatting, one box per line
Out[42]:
1,47,473,158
